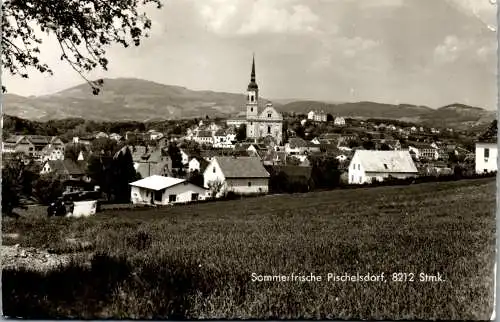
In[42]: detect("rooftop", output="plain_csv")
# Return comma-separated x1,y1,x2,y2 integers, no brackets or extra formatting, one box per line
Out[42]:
354,150,418,173
215,156,270,178
129,175,186,191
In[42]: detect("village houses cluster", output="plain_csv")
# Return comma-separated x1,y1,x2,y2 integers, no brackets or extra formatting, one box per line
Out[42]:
2,56,497,208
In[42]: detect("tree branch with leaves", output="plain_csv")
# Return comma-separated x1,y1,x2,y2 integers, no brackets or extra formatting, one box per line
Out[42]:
2,0,162,94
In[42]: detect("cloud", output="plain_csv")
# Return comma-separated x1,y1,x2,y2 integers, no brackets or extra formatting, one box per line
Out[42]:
433,34,495,64
433,35,465,63
310,36,381,71
194,0,319,35
237,2,319,35
199,0,238,33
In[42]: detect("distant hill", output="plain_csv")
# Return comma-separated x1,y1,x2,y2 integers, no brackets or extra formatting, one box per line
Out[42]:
277,101,495,129
3,78,270,122
3,78,495,129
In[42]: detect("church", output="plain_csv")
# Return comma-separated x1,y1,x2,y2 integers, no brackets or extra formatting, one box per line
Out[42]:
228,55,284,145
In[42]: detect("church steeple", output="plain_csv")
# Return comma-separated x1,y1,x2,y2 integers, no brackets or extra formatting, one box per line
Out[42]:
247,53,258,91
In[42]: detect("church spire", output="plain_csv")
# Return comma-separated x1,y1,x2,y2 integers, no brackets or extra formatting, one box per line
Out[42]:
248,53,258,91
251,53,256,82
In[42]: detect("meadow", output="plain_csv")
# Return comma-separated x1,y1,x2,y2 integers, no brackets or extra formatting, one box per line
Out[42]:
2,178,496,319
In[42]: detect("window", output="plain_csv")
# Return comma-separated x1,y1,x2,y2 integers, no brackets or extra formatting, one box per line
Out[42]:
268,113,272,118
484,169,488,173
351,175,354,182
251,96,254,102
169,194,177,202
383,164,388,170
213,167,216,173
154,190,162,201
250,122,253,126
250,108,253,112
191,193,199,201
248,181,252,187
268,126,271,134
485,148,490,158
358,164,360,170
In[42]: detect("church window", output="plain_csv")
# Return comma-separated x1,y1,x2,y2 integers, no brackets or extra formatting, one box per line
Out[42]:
268,113,272,118
268,126,271,134
251,95,254,102
250,108,253,112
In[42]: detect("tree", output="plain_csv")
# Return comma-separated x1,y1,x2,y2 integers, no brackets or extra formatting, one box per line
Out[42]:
2,157,34,217
2,0,162,94
286,156,302,166
65,143,87,161
362,140,375,150
236,124,247,142
167,142,183,170
91,137,118,156
380,143,391,151
33,173,65,205
187,170,204,187
111,146,137,202
207,179,224,199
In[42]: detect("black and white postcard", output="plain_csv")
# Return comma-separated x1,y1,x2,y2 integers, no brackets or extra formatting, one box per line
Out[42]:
1,0,498,319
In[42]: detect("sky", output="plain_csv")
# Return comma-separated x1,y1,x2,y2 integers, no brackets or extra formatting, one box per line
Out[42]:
3,0,499,109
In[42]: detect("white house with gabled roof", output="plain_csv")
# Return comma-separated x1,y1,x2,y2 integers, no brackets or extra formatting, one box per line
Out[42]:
129,175,207,205
348,150,418,184
203,156,270,196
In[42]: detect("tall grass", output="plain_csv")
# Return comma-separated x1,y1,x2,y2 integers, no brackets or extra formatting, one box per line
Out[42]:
2,178,496,319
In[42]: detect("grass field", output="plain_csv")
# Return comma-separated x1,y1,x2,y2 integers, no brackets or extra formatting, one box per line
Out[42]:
2,178,496,319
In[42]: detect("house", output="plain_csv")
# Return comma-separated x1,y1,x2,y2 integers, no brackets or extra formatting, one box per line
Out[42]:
336,154,348,162
2,135,35,155
109,133,123,142
129,175,207,205
226,111,247,128
285,137,321,155
247,143,268,158
188,157,210,173
348,150,418,184
203,156,270,196
475,141,497,174
408,143,439,160
130,146,172,178
40,159,90,193
373,139,402,151
40,145,65,162
262,150,287,166
95,132,109,139
193,130,214,146
41,159,87,178
149,130,164,141
307,110,327,122
125,131,149,143
334,117,346,126
213,130,236,149
3,135,64,160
